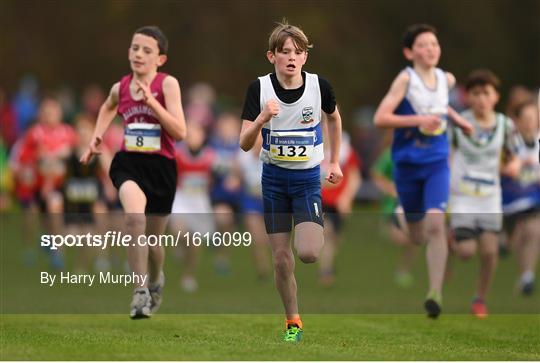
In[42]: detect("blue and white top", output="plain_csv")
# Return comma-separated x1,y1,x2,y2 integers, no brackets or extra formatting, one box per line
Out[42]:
392,67,450,165
502,136,540,214
259,72,324,170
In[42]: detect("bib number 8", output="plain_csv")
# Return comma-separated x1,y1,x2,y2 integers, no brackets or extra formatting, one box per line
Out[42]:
124,123,161,152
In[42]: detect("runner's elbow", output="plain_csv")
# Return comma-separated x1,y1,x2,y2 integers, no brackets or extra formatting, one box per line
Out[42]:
173,126,187,141
179,128,187,141
239,139,252,152
239,133,253,152
374,113,389,128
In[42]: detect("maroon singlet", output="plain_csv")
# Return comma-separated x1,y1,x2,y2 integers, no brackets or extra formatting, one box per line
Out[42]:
117,72,175,159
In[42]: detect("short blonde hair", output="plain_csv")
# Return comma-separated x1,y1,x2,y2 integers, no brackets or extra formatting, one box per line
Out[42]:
268,21,313,53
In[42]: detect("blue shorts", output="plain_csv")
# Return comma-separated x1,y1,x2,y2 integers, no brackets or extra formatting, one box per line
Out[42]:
262,163,323,234
394,160,449,222
242,194,264,214
210,178,243,211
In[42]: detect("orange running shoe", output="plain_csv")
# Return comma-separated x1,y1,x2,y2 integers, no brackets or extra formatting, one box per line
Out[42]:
471,299,488,319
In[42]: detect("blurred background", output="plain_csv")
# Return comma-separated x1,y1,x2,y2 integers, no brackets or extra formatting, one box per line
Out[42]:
1,0,539,115
0,0,539,315
1,0,539,200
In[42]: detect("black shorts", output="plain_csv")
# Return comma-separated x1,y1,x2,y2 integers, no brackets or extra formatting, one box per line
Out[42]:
504,206,540,236
109,151,177,214
36,189,62,213
452,227,499,242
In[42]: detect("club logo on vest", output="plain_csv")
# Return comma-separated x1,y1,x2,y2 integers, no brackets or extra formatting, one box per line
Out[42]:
301,106,314,124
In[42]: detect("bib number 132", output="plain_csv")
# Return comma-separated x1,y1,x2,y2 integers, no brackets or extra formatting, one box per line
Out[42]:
276,145,307,158
269,131,314,162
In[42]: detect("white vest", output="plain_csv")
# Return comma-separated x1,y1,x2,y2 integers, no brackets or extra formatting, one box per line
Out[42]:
405,67,449,135
450,111,507,198
259,72,323,169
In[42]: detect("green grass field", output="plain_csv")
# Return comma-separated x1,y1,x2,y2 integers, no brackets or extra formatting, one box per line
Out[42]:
2,314,539,360
1,211,539,360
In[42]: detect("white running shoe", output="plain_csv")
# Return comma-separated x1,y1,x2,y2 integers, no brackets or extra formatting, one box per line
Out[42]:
130,287,151,319
149,271,165,314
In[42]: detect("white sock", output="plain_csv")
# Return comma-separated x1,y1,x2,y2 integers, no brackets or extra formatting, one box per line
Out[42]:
521,270,534,284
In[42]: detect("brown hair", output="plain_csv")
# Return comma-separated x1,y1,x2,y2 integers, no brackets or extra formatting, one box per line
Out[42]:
514,99,537,120
505,85,534,118
403,24,437,49
134,25,168,55
268,20,312,53
464,69,501,92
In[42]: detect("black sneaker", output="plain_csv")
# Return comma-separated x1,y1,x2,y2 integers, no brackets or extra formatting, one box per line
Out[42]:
424,292,442,319
521,281,534,296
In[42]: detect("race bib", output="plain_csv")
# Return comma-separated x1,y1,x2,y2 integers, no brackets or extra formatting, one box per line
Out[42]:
124,123,161,152
181,174,209,194
269,131,315,162
458,170,496,197
519,164,540,186
65,179,99,203
419,106,448,136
